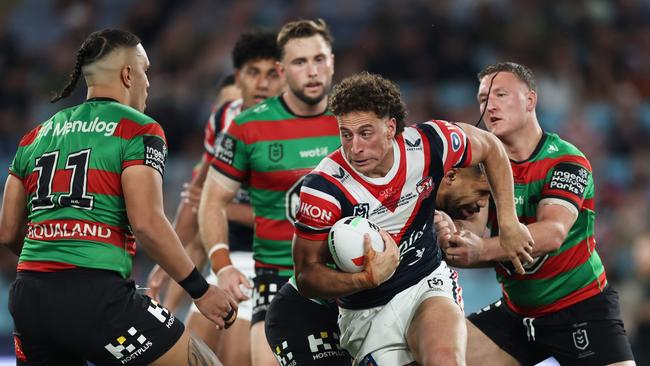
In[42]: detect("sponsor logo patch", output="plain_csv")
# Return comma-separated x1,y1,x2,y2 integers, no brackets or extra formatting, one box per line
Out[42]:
308,331,349,360
416,176,434,198
104,327,153,364
450,132,462,152
143,136,166,176
273,340,296,366
548,163,589,197
405,137,422,150
215,135,236,166
332,167,346,180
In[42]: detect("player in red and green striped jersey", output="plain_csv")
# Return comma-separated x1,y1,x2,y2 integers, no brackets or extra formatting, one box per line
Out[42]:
0,29,235,365
437,62,635,365
199,19,351,365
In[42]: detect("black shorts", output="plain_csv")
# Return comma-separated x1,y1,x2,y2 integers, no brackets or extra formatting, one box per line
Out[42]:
265,283,351,365
9,269,184,366
251,267,289,324
468,285,634,366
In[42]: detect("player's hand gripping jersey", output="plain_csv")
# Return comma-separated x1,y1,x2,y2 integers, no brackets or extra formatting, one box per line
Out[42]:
490,132,605,317
295,120,471,309
9,98,167,278
210,96,341,270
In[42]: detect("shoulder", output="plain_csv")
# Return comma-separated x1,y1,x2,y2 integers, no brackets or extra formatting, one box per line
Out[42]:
232,96,285,124
545,133,591,169
111,103,157,125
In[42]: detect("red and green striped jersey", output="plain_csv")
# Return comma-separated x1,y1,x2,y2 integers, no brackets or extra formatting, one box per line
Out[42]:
210,96,340,273
490,132,606,317
8,98,167,278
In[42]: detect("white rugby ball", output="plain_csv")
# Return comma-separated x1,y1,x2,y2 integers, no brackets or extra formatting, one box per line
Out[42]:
328,216,385,273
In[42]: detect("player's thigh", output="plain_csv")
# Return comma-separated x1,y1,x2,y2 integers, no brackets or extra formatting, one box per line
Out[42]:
185,310,222,353
266,283,351,365
217,318,251,366
251,321,277,366
406,296,466,366
150,328,221,366
466,320,520,366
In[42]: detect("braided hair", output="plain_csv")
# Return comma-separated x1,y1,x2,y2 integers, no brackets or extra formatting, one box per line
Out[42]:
51,29,141,103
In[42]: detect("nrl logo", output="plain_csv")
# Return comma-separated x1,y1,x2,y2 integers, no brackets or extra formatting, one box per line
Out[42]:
352,203,369,218
572,328,589,350
269,143,283,162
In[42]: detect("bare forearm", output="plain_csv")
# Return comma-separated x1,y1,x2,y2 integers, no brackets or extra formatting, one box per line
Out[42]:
482,221,566,262
173,201,199,246
133,215,195,282
225,203,254,227
296,264,372,299
481,134,518,227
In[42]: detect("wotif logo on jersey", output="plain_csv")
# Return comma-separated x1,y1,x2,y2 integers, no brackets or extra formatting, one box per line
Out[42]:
39,118,118,138
299,146,329,158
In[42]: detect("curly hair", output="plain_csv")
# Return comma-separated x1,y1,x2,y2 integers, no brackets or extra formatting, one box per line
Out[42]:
277,18,333,57
329,72,407,135
51,29,141,103
477,62,537,92
232,29,280,69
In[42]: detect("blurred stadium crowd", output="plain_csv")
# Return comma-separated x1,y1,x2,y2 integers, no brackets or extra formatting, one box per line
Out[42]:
0,0,649,362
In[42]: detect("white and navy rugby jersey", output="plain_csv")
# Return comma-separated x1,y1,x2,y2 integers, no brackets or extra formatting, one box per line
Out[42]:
203,98,243,162
295,120,472,309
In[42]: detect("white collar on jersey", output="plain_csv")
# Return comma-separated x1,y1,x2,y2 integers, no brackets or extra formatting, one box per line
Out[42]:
341,138,400,185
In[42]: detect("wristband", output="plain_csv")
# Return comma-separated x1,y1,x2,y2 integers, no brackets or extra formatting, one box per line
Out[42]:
178,267,209,299
209,243,232,272
207,243,229,259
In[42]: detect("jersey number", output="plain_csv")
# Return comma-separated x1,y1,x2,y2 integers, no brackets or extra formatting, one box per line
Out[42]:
32,149,94,210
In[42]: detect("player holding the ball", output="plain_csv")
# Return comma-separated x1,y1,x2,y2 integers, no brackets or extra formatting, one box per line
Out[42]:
292,72,534,366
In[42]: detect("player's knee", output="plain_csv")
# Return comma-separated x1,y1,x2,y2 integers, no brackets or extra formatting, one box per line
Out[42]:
188,335,222,366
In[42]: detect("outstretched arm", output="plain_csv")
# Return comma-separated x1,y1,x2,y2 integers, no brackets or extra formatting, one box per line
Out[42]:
458,123,534,274
198,168,252,302
123,165,237,329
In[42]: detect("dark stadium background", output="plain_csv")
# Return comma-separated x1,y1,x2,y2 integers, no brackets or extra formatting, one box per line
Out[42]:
0,0,648,363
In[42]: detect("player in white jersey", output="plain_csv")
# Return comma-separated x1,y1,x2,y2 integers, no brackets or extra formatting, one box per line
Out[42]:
292,72,534,365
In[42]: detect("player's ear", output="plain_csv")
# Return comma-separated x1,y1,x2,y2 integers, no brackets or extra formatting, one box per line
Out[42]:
444,169,458,185
275,61,285,80
121,65,132,88
386,117,396,139
526,89,537,112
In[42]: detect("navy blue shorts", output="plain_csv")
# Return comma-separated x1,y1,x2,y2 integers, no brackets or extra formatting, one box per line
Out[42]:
9,268,184,365
468,286,634,365
265,282,351,365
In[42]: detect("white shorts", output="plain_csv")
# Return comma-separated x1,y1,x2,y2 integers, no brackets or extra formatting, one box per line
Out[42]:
338,261,463,364
189,251,255,321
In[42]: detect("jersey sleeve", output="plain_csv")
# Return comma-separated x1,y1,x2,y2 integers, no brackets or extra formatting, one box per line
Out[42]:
541,158,591,211
418,120,472,173
210,116,249,182
8,125,43,181
294,173,343,241
119,121,168,177
203,102,229,160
